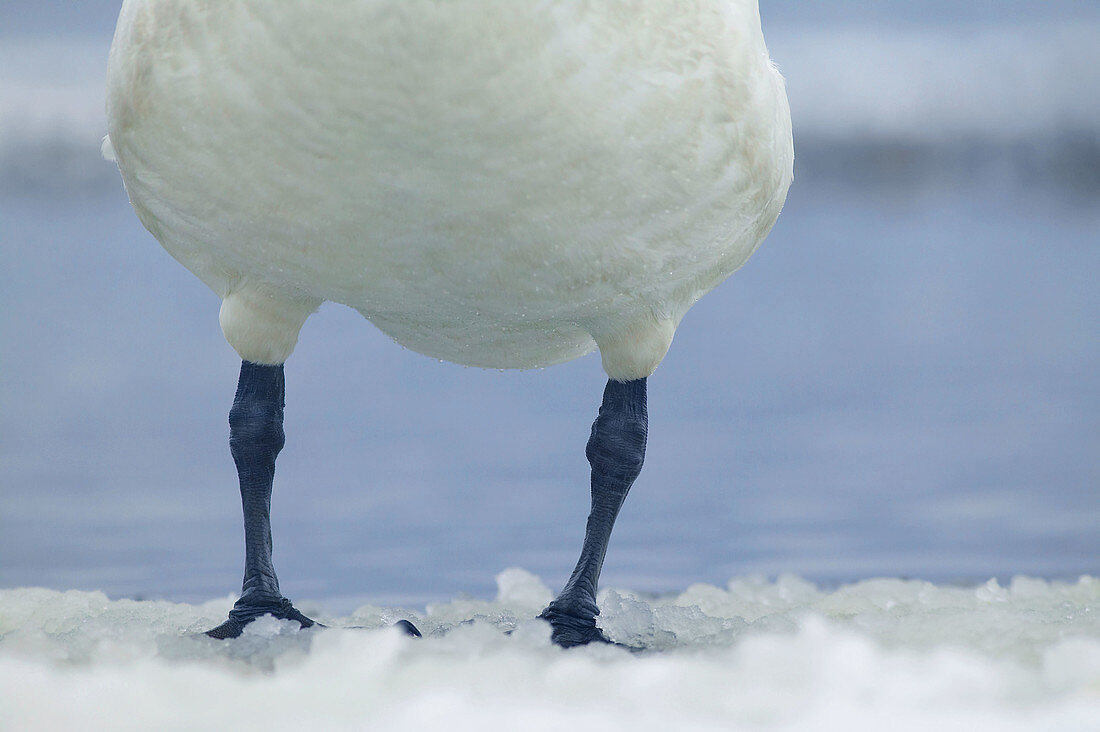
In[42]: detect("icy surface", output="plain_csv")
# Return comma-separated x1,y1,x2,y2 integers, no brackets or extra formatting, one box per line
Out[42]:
2,570,1097,731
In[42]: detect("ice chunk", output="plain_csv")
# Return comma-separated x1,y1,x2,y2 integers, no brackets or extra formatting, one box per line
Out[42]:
494,567,553,610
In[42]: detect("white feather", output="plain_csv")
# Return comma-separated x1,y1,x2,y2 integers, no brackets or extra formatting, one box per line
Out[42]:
106,0,793,379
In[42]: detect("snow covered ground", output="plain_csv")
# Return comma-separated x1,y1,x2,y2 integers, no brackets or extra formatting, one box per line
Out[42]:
2,569,1098,731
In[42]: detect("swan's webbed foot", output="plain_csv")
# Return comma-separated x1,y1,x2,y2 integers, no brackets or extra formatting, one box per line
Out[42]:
205,595,318,639
539,604,611,648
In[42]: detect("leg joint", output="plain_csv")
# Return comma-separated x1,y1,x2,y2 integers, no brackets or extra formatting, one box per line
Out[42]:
586,411,647,483
228,399,285,452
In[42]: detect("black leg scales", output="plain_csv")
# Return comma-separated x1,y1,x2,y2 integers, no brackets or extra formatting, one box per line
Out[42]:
541,378,647,647
205,361,317,639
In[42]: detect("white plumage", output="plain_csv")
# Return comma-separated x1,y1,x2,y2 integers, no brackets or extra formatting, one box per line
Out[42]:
106,0,792,380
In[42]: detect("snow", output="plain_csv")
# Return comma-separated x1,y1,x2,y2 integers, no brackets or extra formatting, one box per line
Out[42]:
2,570,1097,731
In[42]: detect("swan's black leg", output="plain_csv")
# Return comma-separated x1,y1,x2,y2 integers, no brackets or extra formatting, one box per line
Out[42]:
206,361,316,639
541,377,647,647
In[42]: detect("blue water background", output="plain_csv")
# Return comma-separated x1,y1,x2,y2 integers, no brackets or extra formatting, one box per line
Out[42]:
1,2,1098,611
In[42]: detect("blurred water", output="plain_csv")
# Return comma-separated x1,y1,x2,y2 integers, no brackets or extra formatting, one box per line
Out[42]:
3,167,1096,610
1,16,1098,611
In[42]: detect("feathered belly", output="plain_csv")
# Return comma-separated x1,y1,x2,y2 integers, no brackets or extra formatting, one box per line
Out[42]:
108,0,792,374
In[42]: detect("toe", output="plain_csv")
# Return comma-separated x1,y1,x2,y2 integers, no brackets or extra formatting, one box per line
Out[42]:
394,619,422,637
205,617,247,639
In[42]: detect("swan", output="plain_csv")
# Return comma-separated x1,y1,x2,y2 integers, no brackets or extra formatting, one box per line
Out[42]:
105,0,793,645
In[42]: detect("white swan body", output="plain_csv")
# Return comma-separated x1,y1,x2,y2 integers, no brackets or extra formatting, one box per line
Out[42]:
107,0,792,379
